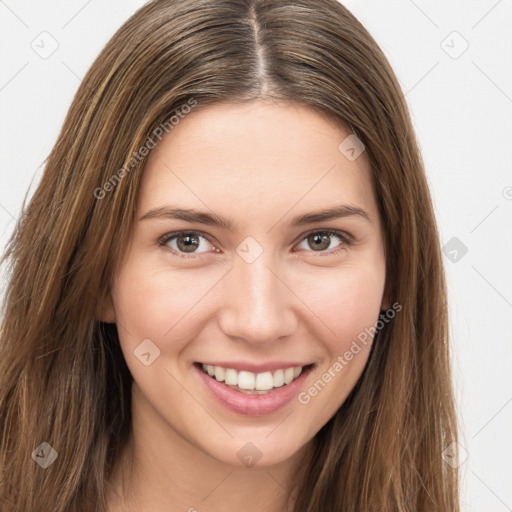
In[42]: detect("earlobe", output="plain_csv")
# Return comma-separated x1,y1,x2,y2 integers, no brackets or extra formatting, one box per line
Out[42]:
96,290,116,323
380,281,392,311
380,296,391,311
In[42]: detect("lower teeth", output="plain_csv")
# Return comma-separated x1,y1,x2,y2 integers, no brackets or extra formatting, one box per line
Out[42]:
225,383,278,395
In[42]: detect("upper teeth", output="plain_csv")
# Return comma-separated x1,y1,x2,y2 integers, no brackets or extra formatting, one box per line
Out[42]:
201,364,303,391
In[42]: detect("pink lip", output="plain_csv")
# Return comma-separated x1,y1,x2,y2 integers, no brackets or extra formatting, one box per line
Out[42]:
199,361,310,373
193,363,314,417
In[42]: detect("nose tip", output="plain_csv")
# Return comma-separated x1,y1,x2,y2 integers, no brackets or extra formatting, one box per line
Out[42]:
217,258,297,345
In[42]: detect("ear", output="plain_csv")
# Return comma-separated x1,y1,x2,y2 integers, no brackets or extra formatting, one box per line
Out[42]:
96,288,116,323
380,296,391,311
380,279,392,311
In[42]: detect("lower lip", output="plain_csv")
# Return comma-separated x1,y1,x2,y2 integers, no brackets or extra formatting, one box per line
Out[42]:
193,363,313,417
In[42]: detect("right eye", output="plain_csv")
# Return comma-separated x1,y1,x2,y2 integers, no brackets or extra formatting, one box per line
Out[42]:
158,231,218,258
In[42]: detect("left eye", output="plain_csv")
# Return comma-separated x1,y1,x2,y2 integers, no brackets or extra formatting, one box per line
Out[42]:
159,230,350,257
295,230,348,254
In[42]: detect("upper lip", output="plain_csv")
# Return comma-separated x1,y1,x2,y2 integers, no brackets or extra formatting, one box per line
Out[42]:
197,361,314,373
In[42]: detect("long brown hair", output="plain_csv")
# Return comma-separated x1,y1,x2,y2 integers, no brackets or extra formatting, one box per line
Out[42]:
0,1,459,510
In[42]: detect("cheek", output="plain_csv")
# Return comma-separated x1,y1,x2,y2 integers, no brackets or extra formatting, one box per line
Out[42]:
292,259,385,351
290,264,385,429
114,263,193,342
111,260,219,353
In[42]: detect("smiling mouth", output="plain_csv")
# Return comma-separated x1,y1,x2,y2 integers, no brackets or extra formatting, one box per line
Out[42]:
195,362,314,395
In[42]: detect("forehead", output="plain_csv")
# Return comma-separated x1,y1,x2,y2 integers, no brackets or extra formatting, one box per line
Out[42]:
137,101,377,223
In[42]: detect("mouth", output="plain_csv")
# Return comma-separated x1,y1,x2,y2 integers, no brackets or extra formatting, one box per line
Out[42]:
195,362,313,395
193,361,315,416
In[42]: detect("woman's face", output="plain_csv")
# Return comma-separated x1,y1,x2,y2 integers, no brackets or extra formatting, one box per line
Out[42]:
103,100,387,468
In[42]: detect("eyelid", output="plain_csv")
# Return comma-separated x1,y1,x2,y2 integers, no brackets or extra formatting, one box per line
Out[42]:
157,228,353,258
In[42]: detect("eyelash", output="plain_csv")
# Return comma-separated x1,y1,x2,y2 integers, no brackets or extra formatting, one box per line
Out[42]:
157,229,353,260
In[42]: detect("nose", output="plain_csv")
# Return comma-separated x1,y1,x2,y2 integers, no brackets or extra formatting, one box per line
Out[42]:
217,251,298,346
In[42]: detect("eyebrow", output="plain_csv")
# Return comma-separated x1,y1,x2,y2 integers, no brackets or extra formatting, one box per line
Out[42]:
139,203,371,230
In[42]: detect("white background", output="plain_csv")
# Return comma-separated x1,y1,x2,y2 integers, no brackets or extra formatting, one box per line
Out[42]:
0,1,511,510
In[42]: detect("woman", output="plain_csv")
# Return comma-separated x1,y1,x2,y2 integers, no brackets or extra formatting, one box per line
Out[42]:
0,0,460,510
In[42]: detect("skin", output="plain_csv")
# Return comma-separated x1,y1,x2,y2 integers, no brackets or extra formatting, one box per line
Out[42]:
101,100,388,512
